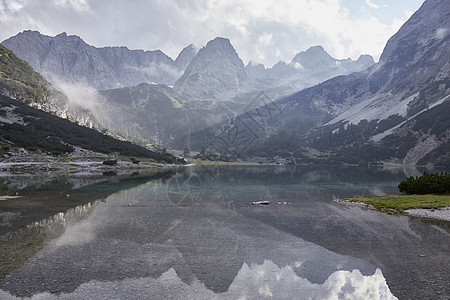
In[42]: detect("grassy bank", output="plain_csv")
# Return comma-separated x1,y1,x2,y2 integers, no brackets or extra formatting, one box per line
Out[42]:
341,194,450,214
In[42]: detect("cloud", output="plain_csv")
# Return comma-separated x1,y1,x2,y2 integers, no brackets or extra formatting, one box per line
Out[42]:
54,0,91,13
435,27,449,40
0,0,422,67
366,0,380,9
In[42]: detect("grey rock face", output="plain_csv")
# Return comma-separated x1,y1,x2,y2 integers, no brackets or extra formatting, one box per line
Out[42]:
2,31,191,90
175,44,199,71
173,37,248,101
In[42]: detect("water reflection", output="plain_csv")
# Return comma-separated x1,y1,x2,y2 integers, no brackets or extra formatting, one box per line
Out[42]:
0,263,396,300
0,165,448,299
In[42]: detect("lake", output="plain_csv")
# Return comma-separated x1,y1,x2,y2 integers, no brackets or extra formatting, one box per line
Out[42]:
0,165,449,299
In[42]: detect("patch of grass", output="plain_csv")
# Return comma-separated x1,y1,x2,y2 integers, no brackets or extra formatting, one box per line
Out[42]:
342,194,450,213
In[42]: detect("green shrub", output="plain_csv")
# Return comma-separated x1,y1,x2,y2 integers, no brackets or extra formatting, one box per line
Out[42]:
398,172,450,194
103,160,117,166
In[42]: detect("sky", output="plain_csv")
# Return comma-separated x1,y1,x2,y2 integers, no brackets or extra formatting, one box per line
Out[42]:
0,0,425,67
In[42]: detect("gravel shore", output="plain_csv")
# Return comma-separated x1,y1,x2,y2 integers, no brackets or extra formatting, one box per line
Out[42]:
405,207,450,221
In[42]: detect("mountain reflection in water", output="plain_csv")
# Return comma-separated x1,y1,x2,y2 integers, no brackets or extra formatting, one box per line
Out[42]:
0,165,448,299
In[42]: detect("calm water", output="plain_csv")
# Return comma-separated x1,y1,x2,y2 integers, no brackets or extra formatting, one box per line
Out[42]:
0,166,449,299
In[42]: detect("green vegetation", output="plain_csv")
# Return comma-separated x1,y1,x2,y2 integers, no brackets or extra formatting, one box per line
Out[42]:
398,172,450,194
342,172,450,216
342,194,450,214
103,160,118,166
0,95,180,163
0,44,52,104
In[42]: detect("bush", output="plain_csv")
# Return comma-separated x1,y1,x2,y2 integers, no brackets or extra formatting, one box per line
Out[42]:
103,160,117,166
398,172,450,194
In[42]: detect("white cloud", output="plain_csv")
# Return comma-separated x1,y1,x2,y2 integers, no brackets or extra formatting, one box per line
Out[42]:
435,28,449,40
366,0,380,9
55,0,91,13
258,33,273,46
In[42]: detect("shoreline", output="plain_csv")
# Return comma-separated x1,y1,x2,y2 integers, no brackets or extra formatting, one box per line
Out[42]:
337,197,450,222
404,207,450,221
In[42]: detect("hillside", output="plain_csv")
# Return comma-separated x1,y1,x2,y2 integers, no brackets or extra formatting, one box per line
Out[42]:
0,44,97,128
0,95,179,164
0,44,50,104
245,0,450,166
98,83,241,151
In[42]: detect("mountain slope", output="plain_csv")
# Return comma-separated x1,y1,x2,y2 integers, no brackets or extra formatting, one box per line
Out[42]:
175,44,199,71
0,44,49,104
0,94,178,163
2,31,192,90
98,83,240,150
261,0,450,165
0,44,96,127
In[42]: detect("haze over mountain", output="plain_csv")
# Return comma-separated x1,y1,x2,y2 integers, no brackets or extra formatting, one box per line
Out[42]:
2,31,374,102
2,31,192,90
246,46,375,98
0,45,178,163
0,43,95,128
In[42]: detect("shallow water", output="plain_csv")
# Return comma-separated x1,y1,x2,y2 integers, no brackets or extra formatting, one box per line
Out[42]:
0,165,449,299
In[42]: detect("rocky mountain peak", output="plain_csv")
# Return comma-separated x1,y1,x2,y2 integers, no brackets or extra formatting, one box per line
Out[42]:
291,45,335,69
173,37,248,100
380,0,450,63
175,44,198,71
357,54,375,65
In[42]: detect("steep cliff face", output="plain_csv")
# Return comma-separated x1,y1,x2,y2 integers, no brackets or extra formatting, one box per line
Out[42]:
173,37,248,101
2,31,193,90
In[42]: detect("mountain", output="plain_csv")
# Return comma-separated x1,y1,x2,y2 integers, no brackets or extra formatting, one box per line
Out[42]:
0,44,95,127
0,44,180,163
173,37,248,101
175,44,199,71
3,30,375,103
97,83,241,150
290,46,374,78
254,0,450,166
245,46,375,98
1,31,194,90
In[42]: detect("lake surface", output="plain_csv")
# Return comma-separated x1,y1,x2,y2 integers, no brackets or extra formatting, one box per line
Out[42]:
0,165,449,299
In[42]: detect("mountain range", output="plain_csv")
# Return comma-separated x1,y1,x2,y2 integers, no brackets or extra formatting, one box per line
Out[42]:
261,0,450,165
2,31,198,90
0,42,179,164
2,31,374,101
0,0,448,166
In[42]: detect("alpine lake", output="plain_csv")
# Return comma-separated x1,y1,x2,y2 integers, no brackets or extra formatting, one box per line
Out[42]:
0,165,449,300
